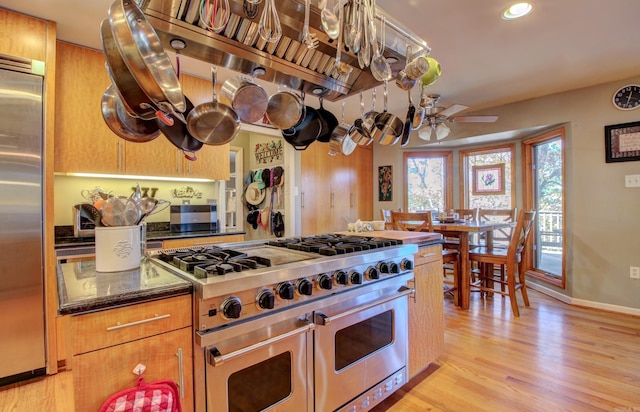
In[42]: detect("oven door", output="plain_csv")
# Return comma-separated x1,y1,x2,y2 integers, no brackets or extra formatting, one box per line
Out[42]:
204,318,314,412
313,286,412,412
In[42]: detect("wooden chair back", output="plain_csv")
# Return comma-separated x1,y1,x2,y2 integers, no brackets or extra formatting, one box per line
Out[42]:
381,208,402,229
454,208,479,221
390,211,433,232
479,208,517,246
508,210,536,258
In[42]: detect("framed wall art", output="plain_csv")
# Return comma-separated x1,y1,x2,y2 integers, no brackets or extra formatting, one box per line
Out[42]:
472,163,505,195
604,121,640,163
378,165,393,201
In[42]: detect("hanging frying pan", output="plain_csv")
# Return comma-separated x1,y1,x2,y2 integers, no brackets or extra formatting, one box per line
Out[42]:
101,85,161,142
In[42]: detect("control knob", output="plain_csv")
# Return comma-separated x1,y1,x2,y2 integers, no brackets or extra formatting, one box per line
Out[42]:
256,290,275,310
400,258,413,271
317,274,333,290
221,297,242,319
364,266,379,280
376,261,390,274
297,279,313,296
276,282,295,300
389,262,400,274
350,270,363,284
335,270,348,285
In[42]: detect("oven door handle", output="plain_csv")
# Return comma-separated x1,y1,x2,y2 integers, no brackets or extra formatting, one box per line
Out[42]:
314,286,415,326
207,320,315,367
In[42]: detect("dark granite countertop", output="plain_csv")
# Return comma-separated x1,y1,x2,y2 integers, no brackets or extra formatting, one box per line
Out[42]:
57,259,192,315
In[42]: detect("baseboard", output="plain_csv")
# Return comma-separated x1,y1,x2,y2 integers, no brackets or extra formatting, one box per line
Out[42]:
528,282,640,317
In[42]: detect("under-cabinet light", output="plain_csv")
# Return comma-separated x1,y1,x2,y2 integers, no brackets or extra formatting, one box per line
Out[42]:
57,172,215,182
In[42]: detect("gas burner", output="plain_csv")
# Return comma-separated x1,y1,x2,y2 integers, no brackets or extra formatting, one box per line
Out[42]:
267,234,402,255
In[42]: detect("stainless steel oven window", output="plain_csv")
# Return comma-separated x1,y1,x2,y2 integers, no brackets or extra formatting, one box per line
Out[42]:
227,351,292,412
335,310,394,371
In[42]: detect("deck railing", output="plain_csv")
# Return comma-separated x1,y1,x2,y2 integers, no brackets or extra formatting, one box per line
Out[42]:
538,211,562,250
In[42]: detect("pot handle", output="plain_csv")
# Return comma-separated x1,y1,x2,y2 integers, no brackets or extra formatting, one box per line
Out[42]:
182,150,197,161
292,144,312,151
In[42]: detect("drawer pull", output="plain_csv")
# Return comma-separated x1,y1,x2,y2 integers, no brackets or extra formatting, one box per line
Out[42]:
420,253,437,258
176,348,185,398
106,314,171,331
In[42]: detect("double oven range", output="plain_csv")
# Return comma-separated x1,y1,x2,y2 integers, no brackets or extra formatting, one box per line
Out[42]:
149,234,418,412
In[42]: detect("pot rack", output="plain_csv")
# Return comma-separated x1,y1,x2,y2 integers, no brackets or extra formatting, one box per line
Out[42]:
142,0,430,101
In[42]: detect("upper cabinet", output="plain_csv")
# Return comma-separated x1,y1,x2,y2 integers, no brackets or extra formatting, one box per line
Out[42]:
54,42,229,180
0,9,51,61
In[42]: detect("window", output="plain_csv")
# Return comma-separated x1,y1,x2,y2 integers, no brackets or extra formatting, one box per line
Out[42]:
522,128,566,288
459,144,516,209
403,151,453,213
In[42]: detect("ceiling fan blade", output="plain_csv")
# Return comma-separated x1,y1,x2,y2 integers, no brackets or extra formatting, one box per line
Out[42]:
438,104,468,118
451,115,499,123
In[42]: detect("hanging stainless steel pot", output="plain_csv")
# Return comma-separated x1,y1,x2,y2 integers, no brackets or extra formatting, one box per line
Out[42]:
281,92,322,150
101,85,161,142
349,92,373,146
373,81,404,145
187,67,241,146
108,0,186,118
265,89,305,130
219,74,268,124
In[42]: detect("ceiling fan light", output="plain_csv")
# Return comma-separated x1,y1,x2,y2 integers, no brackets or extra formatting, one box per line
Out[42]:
502,2,533,20
435,123,450,140
418,125,433,141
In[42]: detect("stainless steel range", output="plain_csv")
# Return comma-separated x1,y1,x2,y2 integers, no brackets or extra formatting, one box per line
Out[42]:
149,233,418,412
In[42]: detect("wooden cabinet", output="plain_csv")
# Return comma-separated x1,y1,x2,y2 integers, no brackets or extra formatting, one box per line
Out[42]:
300,143,373,235
54,42,229,180
162,234,245,249
0,8,50,62
408,243,445,379
70,295,194,412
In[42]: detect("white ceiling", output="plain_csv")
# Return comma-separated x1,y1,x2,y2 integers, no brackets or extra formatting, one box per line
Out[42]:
3,0,640,145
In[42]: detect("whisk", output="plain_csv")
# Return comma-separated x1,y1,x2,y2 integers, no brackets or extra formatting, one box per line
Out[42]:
258,0,282,43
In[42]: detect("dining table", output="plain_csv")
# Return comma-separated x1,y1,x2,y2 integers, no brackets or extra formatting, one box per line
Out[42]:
431,219,515,309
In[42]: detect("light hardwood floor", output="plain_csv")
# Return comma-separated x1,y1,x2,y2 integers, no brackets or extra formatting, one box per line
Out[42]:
1,290,639,412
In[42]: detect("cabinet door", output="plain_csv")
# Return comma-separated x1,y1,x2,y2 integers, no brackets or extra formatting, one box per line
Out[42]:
54,42,120,174
354,146,373,221
300,142,330,235
329,152,354,232
0,9,48,62
73,327,194,412
408,245,444,379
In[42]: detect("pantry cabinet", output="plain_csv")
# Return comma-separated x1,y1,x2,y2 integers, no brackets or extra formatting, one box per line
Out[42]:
54,42,229,180
408,243,445,379
300,142,373,235
70,294,193,412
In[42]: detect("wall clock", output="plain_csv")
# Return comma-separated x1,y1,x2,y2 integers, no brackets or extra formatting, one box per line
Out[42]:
612,84,640,110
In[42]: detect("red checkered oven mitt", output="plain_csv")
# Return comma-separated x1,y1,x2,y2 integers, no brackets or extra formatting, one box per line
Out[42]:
99,377,182,412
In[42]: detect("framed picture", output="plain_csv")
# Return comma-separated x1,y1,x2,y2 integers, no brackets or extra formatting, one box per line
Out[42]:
604,121,640,163
472,163,505,195
378,165,393,201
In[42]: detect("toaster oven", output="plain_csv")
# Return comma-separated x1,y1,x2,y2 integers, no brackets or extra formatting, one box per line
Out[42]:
73,205,95,237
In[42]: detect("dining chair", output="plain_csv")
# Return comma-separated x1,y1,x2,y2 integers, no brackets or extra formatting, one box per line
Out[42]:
380,207,402,230
390,211,460,304
443,208,480,249
468,209,536,317
478,208,517,247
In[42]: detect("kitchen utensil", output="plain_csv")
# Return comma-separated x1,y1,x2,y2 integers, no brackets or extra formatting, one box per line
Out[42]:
258,0,282,43
421,56,442,87
265,88,305,130
100,19,171,124
79,203,103,227
320,0,340,40
108,0,186,118
316,96,339,143
330,0,352,78
328,99,353,156
187,67,241,146
401,88,415,147
243,0,259,19
100,196,127,227
370,15,391,81
302,0,319,49
219,73,268,124
395,45,418,91
348,92,373,146
101,85,162,143
282,93,322,150
360,87,379,143
200,0,231,33
122,198,143,226
373,80,404,145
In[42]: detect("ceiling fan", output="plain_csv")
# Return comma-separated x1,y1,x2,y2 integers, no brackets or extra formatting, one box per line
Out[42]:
416,94,499,141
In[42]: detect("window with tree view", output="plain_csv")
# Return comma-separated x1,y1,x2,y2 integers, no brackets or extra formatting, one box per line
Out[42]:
404,152,452,213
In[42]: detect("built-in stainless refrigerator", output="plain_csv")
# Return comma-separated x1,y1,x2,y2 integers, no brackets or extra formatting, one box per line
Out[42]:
0,54,46,385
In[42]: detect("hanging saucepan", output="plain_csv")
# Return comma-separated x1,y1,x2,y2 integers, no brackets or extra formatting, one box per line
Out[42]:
265,89,305,130
401,89,415,147
108,0,186,120
373,80,404,145
281,92,322,151
316,96,339,143
100,18,173,124
329,100,354,156
219,72,268,124
101,85,161,142
186,66,241,146
348,92,373,146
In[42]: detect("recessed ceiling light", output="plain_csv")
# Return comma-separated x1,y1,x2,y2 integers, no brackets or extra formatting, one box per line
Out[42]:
502,2,533,20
